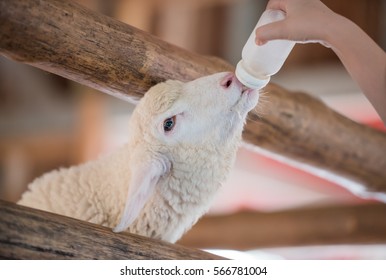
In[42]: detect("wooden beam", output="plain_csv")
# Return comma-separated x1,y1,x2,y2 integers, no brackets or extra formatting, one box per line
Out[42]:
0,200,223,259
178,203,386,250
0,0,230,102
1,0,386,196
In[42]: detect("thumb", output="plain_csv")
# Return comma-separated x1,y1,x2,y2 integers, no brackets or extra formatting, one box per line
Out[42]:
255,20,290,45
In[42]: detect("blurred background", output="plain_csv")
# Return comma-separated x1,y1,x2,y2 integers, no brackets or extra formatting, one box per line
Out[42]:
1,0,385,259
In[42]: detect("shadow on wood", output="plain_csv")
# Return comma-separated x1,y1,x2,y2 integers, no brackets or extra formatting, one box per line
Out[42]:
0,200,223,260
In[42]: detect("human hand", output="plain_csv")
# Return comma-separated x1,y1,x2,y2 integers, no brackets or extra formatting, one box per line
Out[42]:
254,0,386,123
255,0,339,46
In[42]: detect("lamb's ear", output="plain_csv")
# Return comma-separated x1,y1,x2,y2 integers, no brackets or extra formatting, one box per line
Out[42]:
113,156,170,233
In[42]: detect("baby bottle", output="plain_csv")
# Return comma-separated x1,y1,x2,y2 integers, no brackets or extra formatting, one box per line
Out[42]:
235,9,295,89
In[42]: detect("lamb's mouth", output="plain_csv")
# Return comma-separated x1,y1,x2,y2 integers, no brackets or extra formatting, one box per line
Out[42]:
241,85,255,95
236,86,259,113
229,82,259,114
241,85,249,94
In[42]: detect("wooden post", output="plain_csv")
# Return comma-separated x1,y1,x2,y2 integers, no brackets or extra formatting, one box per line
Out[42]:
0,200,223,259
1,0,386,196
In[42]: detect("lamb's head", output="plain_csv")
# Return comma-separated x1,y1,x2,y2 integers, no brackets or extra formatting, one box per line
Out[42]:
114,72,259,234
130,71,259,147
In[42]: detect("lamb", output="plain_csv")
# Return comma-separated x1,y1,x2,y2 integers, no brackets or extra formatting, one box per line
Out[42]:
18,72,259,243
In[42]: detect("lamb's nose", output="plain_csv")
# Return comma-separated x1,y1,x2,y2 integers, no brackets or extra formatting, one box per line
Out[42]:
220,73,234,89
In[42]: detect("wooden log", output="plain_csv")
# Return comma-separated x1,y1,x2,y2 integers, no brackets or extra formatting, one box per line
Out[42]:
0,200,223,259
0,0,231,103
1,0,386,196
178,203,386,250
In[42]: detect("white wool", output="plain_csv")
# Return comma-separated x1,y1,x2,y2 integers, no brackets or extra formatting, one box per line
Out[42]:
18,72,259,243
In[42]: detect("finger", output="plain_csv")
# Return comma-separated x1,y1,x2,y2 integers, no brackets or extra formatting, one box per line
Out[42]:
266,0,288,12
255,20,290,43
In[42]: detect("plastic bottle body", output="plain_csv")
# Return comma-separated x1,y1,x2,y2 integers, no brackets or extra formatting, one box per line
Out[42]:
235,10,296,89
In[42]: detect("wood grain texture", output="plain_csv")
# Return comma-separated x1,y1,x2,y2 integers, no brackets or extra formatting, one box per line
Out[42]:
0,0,231,103
1,0,386,195
178,203,386,250
0,200,223,259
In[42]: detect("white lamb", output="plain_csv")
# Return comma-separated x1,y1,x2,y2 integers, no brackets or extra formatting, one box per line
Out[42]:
18,72,259,243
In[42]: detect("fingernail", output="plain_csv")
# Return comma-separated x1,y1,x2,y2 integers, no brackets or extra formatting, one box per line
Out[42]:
255,39,265,46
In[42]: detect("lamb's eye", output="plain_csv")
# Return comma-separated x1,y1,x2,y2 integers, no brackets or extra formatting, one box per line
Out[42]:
163,116,176,132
